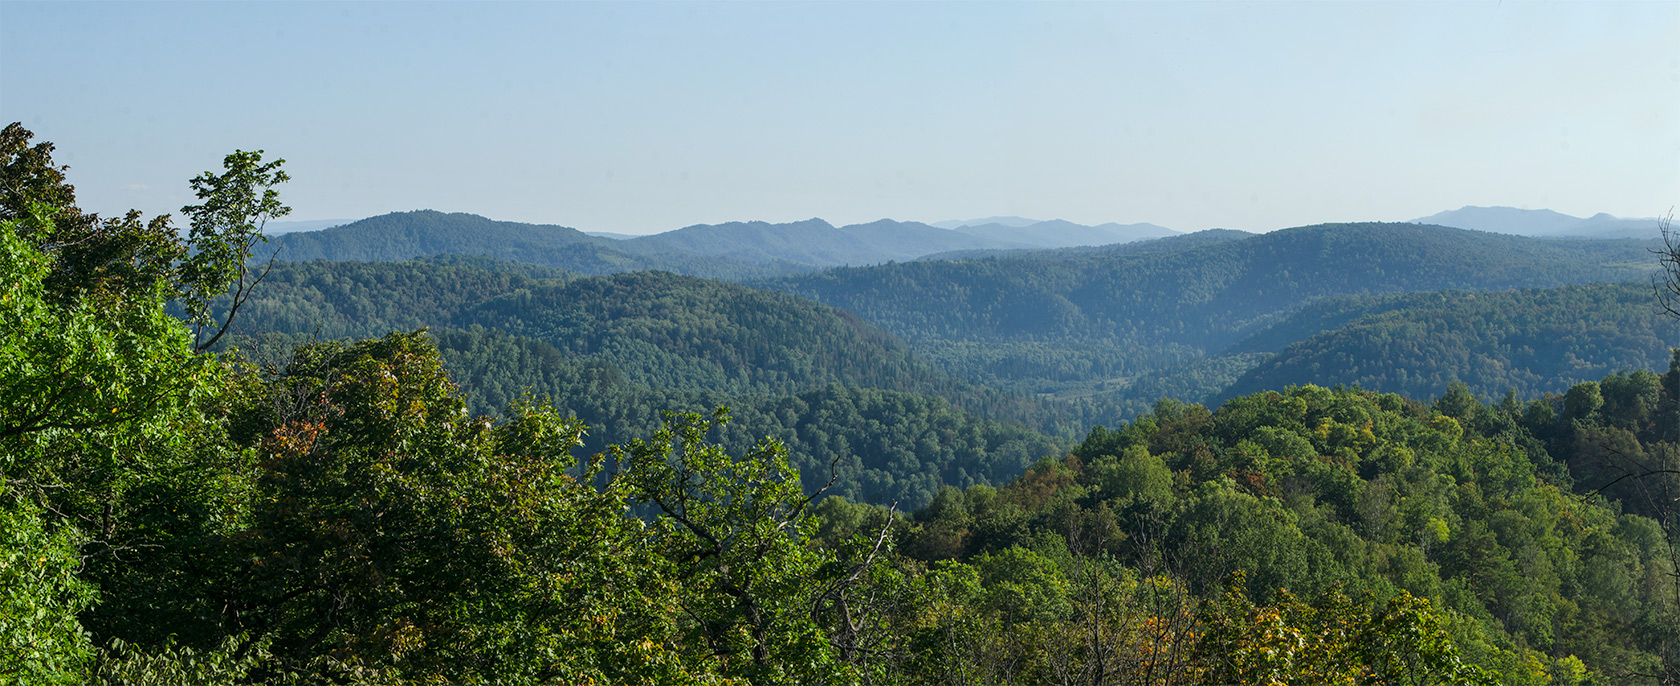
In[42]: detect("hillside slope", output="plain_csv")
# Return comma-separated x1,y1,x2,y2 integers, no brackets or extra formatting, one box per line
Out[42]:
770,223,1658,346
764,223,1658,395
219,258,1077,507
454,270,962,397
433,327,1067,507
1218,282,1680,401
228,258,979,399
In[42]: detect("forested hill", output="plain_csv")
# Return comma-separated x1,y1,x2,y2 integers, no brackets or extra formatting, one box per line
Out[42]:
220,258,1082,507
229,259,995,402
430,327,1067,506
266,211,1207,278
1218,281,1680,402
269,210,601,261
266,211,1082,279
225,255,571,340
766,222,1659,346
267,210,815,280
454,270,965,397
13,123,1679,684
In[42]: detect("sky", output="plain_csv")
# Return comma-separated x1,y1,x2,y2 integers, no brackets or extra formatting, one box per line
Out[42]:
2,1,1676,235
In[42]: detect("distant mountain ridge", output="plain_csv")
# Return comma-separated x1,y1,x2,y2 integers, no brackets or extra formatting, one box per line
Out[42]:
220,258,1077,506
768,222,1659,346
1412,205,1663,239
931,216,1042,229
622,217,1027,266
266,210,814,280
953,218,1177,248
266,210,1178,277
918,228,1253,263
229,224,1680,492
264,207,1660,283
261,218,356,235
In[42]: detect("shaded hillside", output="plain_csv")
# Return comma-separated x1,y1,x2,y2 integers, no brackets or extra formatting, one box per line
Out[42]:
770,223,1658,346
888,381,1680,682
1218,282,1680,402
218,258,1082,506
220,257,1095,433
268,210,814,279
764,223,1659,396
453,270,972,397
228,258,965,398
432,327,1067,507
224,255,570,341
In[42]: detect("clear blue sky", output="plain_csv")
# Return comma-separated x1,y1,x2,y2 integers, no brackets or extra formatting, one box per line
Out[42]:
3,1,1676,234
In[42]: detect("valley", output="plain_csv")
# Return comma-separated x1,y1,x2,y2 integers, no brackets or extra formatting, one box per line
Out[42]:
11,2,1678,681
224,211,1677,511
7,126,1677,684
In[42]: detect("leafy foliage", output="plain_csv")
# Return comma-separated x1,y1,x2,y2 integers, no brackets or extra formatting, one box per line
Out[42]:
0,496,95,685
177,149,290,351
9,126,1680,685
882,383,1678,684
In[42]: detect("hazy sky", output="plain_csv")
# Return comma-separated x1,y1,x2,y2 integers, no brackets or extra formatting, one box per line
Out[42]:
3,1,1676,234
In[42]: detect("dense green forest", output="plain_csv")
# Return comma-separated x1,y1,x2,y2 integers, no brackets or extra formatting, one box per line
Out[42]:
222,259,1089,507
229,258,983,400
772,222,1657,345
763,224,1660,399
1220,283,1680,402
1083,283,1680,417
6,125,1679,684
431,326,1067,507
221,243,1680,508
221,255,572,340
250,178,1668,420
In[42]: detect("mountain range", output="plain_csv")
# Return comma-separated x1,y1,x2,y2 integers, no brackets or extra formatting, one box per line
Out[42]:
617,217,1021,265
265,211,1189,277
246,214,1670,424
260,209,1669,408
1411,205,1664,239
949,218,1178,248
265,210,809,280
269,205,1663,279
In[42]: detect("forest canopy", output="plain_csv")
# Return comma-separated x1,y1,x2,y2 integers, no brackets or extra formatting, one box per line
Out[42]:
3,125,1677,685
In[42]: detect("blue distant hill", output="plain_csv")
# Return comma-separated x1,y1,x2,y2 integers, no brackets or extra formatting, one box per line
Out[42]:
1412,205,1662,239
